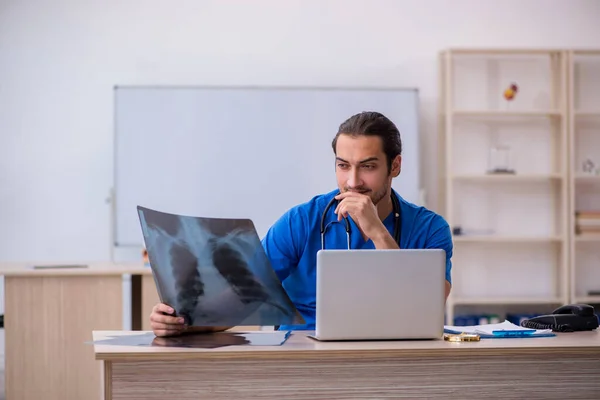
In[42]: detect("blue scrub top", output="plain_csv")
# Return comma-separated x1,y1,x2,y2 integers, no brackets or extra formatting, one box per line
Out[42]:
261,188,453,331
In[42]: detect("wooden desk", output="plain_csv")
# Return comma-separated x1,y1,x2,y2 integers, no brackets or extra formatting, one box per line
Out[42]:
0,262,149,400
94,329,600,399
1,262,260,400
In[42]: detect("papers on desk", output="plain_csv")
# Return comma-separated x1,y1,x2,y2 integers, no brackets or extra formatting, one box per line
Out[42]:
444,320,555,338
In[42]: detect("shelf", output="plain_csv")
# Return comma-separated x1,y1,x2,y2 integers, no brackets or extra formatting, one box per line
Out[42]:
574,111,600,118
574,296,600,304
440,47,600,318
446,48,564,56
574,175,600,183
453,235,563,243
575,234,600,242
440,48,571,324
452,110,562,118
572,49,600,55
569,50,600,306
452,174,563,182
451,297,564,305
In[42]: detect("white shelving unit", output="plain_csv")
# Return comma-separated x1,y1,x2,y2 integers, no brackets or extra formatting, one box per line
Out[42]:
568,50,600,306
439,48,570,324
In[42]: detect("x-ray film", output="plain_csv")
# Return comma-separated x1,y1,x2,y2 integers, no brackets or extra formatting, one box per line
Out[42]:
89,330,292,348
137,206,305,327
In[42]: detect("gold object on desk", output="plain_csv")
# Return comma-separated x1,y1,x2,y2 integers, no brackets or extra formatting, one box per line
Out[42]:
444,332,480,342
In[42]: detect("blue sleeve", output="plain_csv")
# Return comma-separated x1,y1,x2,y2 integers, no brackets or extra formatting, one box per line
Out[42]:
261,208,304,283
425,216,453,284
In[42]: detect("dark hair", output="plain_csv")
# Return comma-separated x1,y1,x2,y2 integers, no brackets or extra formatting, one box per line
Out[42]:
331,111,402,172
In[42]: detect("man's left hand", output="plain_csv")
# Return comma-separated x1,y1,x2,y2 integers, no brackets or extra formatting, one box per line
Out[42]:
334,191,386,240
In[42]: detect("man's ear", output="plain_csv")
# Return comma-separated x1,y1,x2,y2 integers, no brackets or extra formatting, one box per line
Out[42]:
391,155,401,177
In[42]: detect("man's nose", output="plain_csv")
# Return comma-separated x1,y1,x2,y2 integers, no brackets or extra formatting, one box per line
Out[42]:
347,168,361,187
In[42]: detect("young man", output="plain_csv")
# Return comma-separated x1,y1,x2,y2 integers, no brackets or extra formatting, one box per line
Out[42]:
149,111,453,337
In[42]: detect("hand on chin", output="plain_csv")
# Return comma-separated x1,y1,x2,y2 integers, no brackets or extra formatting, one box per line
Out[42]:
334,190,383,239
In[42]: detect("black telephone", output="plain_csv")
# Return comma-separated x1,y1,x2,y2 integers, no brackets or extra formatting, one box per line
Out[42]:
520,304,599,332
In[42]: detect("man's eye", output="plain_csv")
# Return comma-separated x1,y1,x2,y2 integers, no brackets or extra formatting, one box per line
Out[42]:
337,164,349,169
362,165,375,169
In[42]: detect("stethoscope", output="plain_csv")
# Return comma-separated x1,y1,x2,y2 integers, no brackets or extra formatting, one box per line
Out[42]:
319,191,402,249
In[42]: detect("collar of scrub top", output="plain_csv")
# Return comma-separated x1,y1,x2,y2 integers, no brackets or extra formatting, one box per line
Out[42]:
319,190,402,250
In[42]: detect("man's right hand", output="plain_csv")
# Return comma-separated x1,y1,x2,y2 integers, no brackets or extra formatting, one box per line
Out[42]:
149,303,233,337
149,303,187,337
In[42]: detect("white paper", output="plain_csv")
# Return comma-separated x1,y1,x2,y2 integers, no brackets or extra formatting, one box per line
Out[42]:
444,320,553,336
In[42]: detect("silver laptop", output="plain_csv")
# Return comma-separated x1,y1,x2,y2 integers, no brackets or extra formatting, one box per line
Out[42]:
309,249,446,341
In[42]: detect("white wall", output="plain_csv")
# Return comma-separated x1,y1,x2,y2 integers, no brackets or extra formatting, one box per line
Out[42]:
2,0,600,264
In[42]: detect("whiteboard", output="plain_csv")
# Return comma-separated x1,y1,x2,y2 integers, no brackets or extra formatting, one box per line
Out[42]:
113,86,420,247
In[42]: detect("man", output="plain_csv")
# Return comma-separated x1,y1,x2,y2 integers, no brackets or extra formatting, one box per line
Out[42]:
150,111,453,337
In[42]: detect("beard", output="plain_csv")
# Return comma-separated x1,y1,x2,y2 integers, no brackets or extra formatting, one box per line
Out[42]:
343,182,389,205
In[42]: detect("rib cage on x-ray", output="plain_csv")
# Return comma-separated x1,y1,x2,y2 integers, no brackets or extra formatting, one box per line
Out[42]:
208,237,270,306
137,206,304,327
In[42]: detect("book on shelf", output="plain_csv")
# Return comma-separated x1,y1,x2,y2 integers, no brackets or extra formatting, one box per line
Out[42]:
575,210,600,235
